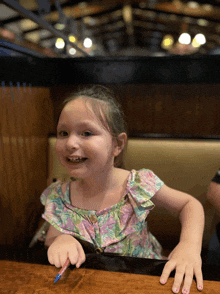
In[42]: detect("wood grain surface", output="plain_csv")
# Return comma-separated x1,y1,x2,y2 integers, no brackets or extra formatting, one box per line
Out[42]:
0,260,219,294
0,85,55,247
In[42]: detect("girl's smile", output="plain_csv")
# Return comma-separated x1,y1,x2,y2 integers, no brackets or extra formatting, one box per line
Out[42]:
66,156,88,164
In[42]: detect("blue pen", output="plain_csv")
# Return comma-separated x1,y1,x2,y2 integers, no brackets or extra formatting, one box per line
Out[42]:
54,258,70,283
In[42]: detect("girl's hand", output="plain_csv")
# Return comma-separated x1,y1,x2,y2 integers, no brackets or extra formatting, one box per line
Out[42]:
47,234,86,268
160,242,203,293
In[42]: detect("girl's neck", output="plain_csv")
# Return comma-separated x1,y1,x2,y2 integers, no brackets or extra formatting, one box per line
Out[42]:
69,167,130,211
74,167,118,197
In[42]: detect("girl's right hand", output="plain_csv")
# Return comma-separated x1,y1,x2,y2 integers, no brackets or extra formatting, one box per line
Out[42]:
47,234,86,268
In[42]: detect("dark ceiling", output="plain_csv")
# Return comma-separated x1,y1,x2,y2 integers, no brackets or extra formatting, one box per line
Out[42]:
1,0,220,57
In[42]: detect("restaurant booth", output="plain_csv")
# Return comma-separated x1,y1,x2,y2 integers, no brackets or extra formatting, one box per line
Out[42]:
1,55,220,292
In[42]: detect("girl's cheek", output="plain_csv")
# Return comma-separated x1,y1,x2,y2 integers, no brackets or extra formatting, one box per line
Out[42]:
55,145,64,160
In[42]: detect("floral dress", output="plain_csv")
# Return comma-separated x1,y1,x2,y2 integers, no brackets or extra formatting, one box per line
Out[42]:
40,168,164,259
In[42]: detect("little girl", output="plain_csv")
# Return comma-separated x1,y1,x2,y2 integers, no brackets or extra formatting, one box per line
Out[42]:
41,85,204,294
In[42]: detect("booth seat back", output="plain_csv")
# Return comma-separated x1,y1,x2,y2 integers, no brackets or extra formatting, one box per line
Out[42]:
48,137,220,250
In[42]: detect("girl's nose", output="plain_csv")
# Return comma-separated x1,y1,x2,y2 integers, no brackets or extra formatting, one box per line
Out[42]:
66,135,79,150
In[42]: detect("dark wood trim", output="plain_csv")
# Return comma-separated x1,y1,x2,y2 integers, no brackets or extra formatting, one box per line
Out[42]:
1,55,220,86
128,133,220,140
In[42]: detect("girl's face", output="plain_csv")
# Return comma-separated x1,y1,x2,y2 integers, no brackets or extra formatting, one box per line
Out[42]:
55,98,120,180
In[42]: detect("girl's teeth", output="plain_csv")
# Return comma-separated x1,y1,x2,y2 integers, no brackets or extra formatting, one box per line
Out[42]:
68,157,85,163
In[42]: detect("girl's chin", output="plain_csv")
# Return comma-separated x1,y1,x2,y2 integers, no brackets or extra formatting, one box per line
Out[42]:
67,169,88,179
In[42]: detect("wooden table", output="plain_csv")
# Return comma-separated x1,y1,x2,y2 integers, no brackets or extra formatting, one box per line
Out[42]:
0,260,220,294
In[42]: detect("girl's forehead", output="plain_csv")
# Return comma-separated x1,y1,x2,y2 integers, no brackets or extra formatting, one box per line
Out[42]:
59,97,107,127
62,98,94,116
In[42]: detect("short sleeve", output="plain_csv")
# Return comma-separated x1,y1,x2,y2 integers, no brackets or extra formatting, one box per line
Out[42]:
40,181,62,206
126,169,164,220
40,181,70,233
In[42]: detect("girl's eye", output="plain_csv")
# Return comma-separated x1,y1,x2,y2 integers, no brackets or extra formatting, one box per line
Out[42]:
82,131,92,137
58,131,68,137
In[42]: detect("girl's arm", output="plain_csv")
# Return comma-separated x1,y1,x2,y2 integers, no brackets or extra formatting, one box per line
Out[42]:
152,184,204,294
45,224,63,248
45,224,86,268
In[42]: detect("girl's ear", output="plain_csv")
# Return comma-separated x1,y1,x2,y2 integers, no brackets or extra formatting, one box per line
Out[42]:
113,132,127,157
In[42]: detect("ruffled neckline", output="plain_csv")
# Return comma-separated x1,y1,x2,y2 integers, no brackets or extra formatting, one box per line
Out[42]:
49,168,161,217
59,169,136,215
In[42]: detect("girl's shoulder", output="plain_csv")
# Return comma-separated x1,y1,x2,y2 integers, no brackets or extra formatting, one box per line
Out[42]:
115,167,131,179
115,167,163,184
40,180,69,205
127,168,164,194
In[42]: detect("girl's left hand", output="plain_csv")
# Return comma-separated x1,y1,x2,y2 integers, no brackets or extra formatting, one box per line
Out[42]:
160,241,203,293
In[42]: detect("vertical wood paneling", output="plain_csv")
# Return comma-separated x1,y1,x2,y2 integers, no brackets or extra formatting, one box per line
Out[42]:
0,85,55,247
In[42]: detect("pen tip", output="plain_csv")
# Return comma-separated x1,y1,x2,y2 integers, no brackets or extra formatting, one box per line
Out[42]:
54,274,61,283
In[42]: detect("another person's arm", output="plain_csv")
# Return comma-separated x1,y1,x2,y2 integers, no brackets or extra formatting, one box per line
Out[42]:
207,169,220,213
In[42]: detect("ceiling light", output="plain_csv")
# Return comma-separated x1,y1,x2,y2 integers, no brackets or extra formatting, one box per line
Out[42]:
194,33,206,45
197,19,209,27
83,37,92,48
54,23,65,30
122,5,132,23
178,33,191,45
187,1,199,9
25,32,40,43
69,48,76,55
20,19,38,30
69,35,76,43
55,38,65,49
202,4,213,11
192,39,200,48
161,35,174,49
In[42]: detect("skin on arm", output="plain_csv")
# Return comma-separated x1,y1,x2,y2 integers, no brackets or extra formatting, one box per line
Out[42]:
152,184,204,294
45,224,86,268
207,181,220,214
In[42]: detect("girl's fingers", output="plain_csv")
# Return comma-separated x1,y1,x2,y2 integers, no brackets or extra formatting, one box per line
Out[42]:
68,242,86,268
171,265,186,293
75,243,86,268
52,256,62,268
160,260,176,285
181,265,193,294
194,266,203,291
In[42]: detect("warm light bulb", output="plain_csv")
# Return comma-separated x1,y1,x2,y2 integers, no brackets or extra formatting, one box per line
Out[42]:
192,38,200,48
178,33,191,45
69,35,76,43
161,35,174,49
194,33,206,45
55,38,65,49
83,37,92,48
69,48,77,55
55,23,65,30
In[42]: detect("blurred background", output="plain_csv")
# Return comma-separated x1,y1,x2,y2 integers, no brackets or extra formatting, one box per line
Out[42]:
1,0,220,57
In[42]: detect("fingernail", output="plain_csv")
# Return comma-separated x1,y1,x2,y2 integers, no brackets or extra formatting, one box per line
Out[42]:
182,289,189,294
173,288,179,293
160,279,166,284
198,285,203,291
